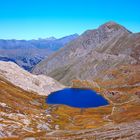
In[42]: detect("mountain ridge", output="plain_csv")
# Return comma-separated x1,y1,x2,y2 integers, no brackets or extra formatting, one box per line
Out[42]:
32,21,139,86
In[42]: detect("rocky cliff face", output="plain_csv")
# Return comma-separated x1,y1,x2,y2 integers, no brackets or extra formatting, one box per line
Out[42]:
0,61,65,95
32,22,139,86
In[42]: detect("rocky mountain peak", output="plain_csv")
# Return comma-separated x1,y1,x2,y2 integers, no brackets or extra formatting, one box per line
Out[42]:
81,21,131,41
100,21,121,27
77,21,131,51
98,21,131,34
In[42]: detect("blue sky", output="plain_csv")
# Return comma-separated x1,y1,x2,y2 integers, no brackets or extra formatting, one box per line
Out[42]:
0,0,140,39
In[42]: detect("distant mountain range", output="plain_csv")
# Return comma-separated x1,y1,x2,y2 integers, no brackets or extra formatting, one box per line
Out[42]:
0,34,79,71
33,21,140,87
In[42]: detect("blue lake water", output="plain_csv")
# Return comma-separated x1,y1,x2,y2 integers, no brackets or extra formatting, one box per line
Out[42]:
46,88,109,108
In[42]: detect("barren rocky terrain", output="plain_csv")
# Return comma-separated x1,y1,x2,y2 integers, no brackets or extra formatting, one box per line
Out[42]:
0,61,65,96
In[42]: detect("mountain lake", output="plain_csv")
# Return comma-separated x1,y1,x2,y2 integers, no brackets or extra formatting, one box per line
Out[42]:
46,88,109,108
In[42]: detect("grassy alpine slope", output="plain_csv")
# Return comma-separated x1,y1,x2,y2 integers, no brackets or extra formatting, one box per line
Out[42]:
0,74,140,139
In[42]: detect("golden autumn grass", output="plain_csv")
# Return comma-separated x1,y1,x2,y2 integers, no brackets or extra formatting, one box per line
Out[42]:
0,63,140,139
95,64,140,89
50,105,112,130
71,64,140,124
0,76,111,139
0,76,47,114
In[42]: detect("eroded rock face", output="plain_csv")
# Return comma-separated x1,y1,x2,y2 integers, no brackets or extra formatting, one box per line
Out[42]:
0,61,65,95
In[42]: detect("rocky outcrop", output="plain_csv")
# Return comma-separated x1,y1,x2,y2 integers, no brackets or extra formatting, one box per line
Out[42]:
33,22,140,86
0,61,65,95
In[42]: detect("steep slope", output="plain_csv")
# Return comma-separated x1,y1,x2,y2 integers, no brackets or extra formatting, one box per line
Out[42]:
65,33,140,86
33,22,138,85
0,34,78,71
0,61,65,95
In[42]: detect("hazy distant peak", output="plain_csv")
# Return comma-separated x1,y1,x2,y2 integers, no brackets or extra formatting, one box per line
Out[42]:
38,37,56,41
45,37,57,41
58,33,79,40
71,33,79,37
